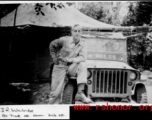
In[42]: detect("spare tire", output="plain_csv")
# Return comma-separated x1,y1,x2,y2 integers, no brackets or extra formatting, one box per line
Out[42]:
62,81,75,104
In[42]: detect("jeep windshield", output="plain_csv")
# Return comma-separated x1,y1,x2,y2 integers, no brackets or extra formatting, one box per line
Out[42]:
81,34,127,62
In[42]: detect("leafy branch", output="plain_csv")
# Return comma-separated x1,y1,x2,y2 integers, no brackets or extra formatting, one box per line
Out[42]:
34,3,45,16
34,3,65,16
46,3,65,10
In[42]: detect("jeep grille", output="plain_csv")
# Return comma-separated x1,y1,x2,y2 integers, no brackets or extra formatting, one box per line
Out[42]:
91,69,128,94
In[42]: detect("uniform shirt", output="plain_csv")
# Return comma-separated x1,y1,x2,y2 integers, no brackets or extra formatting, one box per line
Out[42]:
49,36,87,63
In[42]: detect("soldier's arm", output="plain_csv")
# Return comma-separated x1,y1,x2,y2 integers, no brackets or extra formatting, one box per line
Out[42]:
72,41,87,63
49,37,64,59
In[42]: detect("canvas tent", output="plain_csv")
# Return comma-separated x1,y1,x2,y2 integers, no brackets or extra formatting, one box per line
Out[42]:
0,3,123,82
1,3,118,28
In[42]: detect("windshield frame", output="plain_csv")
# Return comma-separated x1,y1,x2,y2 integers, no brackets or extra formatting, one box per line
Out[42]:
81,35,128,63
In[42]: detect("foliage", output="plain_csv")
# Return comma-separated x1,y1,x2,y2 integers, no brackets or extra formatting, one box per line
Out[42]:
79,2,122,25
66,2,75,6
122,2,152,70
79,2,105,21
45,3,65,10
34,3,45,16
34,3,65,16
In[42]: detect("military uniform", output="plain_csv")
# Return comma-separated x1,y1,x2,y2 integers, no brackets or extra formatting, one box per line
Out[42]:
48,36,92,104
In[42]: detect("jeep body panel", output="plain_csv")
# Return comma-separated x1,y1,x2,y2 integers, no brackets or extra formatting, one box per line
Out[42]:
132,74,152,103
86,60,136,70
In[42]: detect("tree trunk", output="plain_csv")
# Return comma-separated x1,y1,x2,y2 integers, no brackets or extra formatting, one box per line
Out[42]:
142,36,145,66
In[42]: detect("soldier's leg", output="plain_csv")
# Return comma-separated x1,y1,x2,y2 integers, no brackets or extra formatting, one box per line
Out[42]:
68,62,93,103
48,64,68,104
67,62,87,82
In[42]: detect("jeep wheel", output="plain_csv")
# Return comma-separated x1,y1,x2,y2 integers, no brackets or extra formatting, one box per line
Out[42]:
136,86,148,103
62,81,75,104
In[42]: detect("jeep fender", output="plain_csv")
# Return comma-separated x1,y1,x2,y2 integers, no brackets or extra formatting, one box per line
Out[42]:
132,81,152,103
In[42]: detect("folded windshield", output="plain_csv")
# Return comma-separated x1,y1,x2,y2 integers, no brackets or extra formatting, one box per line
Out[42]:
82,37,127,62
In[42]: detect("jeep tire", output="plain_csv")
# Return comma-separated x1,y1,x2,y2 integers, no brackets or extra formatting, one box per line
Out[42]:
62,81,75,104
136,86,148,103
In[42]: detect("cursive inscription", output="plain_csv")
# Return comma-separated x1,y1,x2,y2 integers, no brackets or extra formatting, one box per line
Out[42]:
48,114,64,117
0,106,68,119
1,107,33,113
33,114,44,117
48,113,57,117
9,114,20,118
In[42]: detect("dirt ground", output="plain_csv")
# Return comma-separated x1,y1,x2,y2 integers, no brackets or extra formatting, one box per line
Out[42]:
0,82,135,105
30,82,51,104
0,70,151,105
0,82,51,105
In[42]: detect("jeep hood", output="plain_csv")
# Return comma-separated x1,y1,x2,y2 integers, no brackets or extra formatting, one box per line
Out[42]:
86,60,136,70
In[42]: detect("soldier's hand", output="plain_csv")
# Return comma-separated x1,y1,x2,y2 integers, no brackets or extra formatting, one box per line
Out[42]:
58,56,74,63
58,56,63,61
63,57,73,63
53,57,59,65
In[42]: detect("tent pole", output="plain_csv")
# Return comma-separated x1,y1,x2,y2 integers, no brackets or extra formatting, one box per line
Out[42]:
9,5,19,57
0,5,5,27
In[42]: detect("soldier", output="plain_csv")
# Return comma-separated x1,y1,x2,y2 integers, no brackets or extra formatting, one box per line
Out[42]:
48,24,93,104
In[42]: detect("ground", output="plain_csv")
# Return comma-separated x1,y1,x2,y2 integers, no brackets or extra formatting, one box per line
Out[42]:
1,69,152,105
0,82,51,105
0,82,138,105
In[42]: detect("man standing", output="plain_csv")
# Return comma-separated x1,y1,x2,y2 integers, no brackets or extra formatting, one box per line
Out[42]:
48,24,93,104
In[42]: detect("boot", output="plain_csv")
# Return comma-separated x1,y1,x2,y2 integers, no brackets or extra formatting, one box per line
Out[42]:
75,83,93,104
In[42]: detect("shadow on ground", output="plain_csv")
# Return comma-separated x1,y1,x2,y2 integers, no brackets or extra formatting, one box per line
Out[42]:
0,82,51,105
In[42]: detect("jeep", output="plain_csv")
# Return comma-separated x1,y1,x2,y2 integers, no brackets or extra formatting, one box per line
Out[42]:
50,30,142,104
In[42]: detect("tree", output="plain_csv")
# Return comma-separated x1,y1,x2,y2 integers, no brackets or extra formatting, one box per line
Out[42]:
122,2,152,70
79,2,126,26
136,2,152,26
79,2,115,24
79,2,105,22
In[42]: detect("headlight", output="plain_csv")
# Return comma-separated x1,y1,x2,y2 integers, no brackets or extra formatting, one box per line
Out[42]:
87,70,92,79
130,71,137,80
